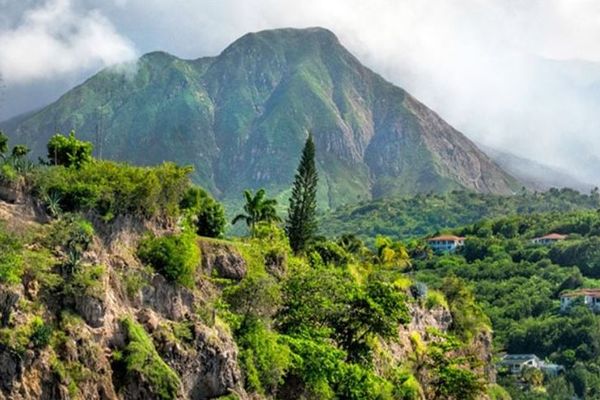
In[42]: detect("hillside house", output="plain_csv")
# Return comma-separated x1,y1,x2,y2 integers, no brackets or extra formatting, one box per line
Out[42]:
532,233,567,245
499,354,565,377
427,235,465,253
560,289,600,313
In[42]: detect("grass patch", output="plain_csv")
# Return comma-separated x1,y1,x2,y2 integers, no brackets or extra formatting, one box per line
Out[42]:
120,318,181,400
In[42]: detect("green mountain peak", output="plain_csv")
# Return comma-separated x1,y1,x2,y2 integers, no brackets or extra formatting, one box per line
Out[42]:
1,27,519,207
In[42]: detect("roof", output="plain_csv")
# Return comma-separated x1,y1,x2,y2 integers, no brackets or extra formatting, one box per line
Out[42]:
501,354,539,361
535,233,567,240
560,288,600,298
428,235,465,242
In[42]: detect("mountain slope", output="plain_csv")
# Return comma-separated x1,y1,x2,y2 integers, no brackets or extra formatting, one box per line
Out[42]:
1,27,518,206
481,144,596,193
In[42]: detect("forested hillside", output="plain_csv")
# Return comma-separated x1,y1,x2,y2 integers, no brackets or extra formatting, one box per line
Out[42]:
320,189,600,243
413,210,600,399
0,132,499,400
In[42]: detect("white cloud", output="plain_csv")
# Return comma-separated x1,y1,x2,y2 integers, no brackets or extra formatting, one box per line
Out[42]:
3,0,600,184
0,0,136,84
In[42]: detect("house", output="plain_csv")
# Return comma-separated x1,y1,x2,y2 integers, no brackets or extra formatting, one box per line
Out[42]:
499,354,542,374
499,354,565,376
427,235,465,253
560,289,600,313
532,233,567,245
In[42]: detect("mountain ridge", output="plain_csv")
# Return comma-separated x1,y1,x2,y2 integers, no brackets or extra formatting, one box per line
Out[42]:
1,27,519,206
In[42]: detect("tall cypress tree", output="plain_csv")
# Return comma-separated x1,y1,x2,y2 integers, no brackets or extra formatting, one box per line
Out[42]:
286,135,318,253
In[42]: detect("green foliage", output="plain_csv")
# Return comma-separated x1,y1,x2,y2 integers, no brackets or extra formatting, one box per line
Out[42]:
286,135,318,253
549,237,600,278
181,187,226,238
0,131,7,157
65,265,106,299
30,317,52,348
308,239,349,267
47,131,93,168
121,318,181,400
33,160,192,221
232,188,280,233
0,316,51,353
277,265,409,362
138,232,199,287
11,144,30,158
0,227,24,285
224,274,281,320
322,189,600,245
237,319,292,394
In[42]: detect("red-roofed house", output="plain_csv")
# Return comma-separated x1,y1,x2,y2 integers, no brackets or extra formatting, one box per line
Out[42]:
532,233,567,245
427,235,465,253
560,289,600,313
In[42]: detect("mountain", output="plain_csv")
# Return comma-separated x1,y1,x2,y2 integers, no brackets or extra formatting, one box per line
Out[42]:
481,144,596,193
1,27,518,207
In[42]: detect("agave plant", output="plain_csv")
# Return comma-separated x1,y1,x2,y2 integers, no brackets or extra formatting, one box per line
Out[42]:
43,191,62,218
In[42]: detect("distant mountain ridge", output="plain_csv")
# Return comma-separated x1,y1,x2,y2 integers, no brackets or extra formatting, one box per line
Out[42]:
1,27,519,206
481,144,596,193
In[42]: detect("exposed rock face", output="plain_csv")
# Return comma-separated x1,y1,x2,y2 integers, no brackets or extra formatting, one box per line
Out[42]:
74,294,107,328
0,286,20,327
264,249,287,279
0,212,246,400
199,240,247,280
2,28,519,206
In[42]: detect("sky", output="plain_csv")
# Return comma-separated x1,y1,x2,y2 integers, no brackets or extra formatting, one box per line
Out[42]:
1,0,600,184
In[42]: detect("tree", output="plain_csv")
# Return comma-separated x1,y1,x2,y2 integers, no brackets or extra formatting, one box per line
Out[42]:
232,189,280,233
47,131,93,168
11,145,30,158
285,135,318,253
181,187,226,238
0,131,8,159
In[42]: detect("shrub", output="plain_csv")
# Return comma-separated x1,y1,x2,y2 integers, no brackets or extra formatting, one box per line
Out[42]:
47,131,92,168
309,240,349,267
138,233,199,287
237,319,292,394
0,228,24,285
121,318,181,400
33,161,192,220
425,290,449,310
30,317,52,348
181,187,226,238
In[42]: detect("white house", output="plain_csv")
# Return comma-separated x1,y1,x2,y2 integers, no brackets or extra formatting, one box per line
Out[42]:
427,235,465,253
532,233,567,245
499,354,565,376
499,354,542,374
560,289,600,313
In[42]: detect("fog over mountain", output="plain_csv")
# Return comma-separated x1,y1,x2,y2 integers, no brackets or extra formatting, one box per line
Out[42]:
1,0,600,186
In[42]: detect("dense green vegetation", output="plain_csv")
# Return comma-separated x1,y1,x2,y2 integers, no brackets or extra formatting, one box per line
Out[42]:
412,209,600,399
321,189,600,244
0,132,495,400
137,232,200,287
4,129,600,400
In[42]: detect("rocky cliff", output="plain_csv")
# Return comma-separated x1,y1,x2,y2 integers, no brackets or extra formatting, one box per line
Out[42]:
0,184,496,399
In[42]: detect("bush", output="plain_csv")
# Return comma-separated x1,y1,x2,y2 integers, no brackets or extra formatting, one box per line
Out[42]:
237,319,292,394
138,233,199,287
0,228,24,285
33,161,192,220
47,131,92,168
309,240,349,267
120,318,181,400
181,187,226,238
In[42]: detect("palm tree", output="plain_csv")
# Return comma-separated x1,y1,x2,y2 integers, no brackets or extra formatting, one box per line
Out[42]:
232,189,280,232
